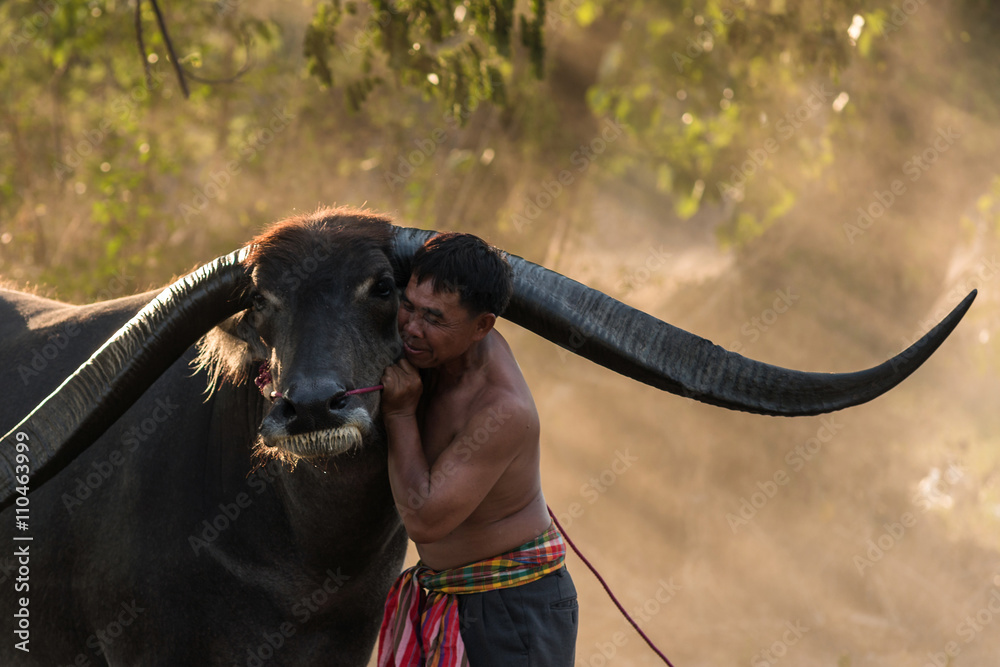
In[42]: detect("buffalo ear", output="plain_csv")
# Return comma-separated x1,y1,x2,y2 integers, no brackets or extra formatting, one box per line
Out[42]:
192,310,268,392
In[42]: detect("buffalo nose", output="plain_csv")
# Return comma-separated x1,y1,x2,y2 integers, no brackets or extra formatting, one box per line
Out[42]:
270,380,350,434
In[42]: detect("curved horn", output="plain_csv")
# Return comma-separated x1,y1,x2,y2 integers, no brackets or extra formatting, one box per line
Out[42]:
0,249,252,510
393,226,975,417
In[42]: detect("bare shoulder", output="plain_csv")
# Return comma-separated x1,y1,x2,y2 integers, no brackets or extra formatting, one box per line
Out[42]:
471,331,539,436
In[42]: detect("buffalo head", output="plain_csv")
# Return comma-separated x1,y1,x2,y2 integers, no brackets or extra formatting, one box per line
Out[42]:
194,211,404,461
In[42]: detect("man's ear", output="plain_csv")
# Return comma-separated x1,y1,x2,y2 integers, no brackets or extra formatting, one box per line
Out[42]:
471,312,496,342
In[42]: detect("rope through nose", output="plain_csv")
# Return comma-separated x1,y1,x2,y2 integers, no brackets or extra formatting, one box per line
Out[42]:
254,362,383,400
344,384,384,396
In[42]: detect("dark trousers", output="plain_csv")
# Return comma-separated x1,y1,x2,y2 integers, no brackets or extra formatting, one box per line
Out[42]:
457,566,578,666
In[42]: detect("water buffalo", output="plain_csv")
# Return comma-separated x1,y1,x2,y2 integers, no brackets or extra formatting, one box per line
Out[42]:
0,206,975,666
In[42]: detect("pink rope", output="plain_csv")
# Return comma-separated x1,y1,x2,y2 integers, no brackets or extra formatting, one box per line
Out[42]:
344,384,384,396
547,505,676,667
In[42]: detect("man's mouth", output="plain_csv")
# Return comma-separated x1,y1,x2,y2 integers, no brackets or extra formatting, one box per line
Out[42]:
403,340,426,356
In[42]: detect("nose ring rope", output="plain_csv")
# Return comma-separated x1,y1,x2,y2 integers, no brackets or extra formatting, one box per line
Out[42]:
254,361,383,401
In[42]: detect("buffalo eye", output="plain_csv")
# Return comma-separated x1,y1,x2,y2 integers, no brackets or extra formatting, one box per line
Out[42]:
373,276,395,299
252,292,268,311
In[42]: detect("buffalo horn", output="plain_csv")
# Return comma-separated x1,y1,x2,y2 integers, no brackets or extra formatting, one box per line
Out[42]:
393,226,976,417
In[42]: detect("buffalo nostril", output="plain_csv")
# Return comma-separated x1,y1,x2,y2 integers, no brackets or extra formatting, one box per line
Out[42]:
328,393,349,412
271,397,297,425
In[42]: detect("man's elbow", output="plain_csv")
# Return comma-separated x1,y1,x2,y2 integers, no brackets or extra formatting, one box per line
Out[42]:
398,510,452,544
405,525,441,544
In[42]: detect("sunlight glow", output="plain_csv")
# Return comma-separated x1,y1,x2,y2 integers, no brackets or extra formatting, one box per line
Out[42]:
832,92,850,113
848,14,865,42
427,73,440,85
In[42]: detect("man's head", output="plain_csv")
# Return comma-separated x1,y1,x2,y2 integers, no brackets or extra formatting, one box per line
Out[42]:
410,232,514,317
398,233,514,368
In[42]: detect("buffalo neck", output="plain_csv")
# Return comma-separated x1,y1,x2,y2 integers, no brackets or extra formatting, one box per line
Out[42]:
207,381,400,570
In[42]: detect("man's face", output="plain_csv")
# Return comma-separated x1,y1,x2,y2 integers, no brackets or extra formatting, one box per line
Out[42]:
397,275,490,369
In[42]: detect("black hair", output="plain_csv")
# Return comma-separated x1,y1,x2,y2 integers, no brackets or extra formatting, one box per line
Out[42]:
410,232,514,317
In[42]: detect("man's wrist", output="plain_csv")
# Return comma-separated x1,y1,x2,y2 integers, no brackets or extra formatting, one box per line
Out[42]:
382,410,417,423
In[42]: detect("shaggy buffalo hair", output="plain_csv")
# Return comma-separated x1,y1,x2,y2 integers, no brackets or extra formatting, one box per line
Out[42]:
193,206,398,394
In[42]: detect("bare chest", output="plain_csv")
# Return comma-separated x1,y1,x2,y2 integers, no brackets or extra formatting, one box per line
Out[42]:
417,392,471,465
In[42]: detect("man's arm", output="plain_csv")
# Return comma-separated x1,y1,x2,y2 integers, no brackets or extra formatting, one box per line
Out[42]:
380,359,534,544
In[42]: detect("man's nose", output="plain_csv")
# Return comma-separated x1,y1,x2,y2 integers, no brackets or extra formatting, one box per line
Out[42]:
401,313,422,337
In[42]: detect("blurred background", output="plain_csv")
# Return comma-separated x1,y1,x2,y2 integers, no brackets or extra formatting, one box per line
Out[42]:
2,0,1000,664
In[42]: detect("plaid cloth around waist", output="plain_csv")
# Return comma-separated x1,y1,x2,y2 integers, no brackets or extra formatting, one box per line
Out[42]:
377,524,566,667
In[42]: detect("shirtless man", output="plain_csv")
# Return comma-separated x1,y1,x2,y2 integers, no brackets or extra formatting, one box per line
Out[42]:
378,233,577,666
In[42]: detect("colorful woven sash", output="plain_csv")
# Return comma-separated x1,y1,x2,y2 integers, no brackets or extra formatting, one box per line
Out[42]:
377,524,566,667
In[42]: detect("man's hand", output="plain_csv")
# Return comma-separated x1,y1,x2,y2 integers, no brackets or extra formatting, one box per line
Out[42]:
381,357,422,419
